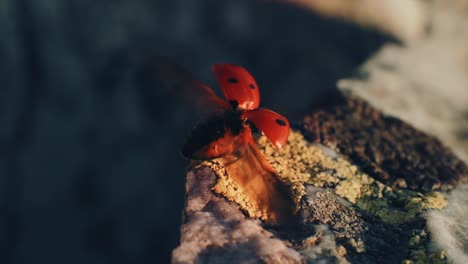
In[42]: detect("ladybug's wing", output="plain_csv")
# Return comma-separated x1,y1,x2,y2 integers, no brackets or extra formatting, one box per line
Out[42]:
242,108,290,149
157,58,230,113
191,80,231,110
212,64,260,110
218,129,294,225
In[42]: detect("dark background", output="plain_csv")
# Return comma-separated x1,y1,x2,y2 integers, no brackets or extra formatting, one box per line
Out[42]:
0,0,392,263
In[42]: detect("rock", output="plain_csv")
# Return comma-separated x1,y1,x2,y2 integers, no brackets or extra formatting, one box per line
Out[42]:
426,183,468,264
173,1,468,263
173,128,463,263
286,0,428,43
172,167,302,264
302,96,468,192
338,0,468,164
336,1,468,262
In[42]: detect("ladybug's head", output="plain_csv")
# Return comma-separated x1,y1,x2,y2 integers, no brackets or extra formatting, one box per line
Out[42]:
228,100,239,110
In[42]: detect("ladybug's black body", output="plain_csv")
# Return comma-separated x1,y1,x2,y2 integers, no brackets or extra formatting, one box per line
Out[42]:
181,110,244,159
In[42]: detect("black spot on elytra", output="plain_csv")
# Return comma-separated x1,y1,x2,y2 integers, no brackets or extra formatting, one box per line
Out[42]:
276,119,287,126
249,84,255,90
227,77,238,83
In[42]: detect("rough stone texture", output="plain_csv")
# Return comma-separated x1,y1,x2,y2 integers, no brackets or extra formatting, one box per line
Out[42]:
174,130,457,263
334,2,468,262
299,187,366,252
174,1,468,262
172,167,302,264
300,188,424,264
426,183,468,264
302,96,468,192
338,0,468,164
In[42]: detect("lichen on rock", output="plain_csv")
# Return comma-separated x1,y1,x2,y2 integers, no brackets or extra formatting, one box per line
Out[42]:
257,131,387,205
356,190,448,225
181,128,454,263
257,131,449,225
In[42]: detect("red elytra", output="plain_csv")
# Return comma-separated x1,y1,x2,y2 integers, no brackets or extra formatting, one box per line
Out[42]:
241,108,290,149
182,64,290,172
212,64,260,110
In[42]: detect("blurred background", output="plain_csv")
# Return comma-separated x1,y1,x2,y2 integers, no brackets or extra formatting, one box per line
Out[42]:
0,0,408,263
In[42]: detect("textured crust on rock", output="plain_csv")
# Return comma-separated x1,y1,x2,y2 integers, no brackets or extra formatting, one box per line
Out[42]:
299,186,366,252
175,129,453,263
302,96,468,192
257,131,386,205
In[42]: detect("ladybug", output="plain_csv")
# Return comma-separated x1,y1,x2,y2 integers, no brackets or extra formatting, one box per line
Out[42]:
181,64,290,172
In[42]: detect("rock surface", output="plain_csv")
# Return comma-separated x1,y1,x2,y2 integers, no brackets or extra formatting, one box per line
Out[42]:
338,0,468,164
336,2,468,262
174,128,459,263
173,1,468,263
172,167,303,264
302,96,467,192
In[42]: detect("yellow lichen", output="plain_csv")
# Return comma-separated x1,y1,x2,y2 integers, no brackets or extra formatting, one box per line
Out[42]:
257,131,388,205
197,130,448,226
422,192,448,209
259,131,449,226
207,160,268,220
200,152,296,225
191,129,453,263
201,160,280,222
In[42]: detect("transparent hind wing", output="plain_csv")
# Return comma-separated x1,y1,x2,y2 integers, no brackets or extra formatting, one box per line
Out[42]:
219,129,294,225
157,58,230,114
